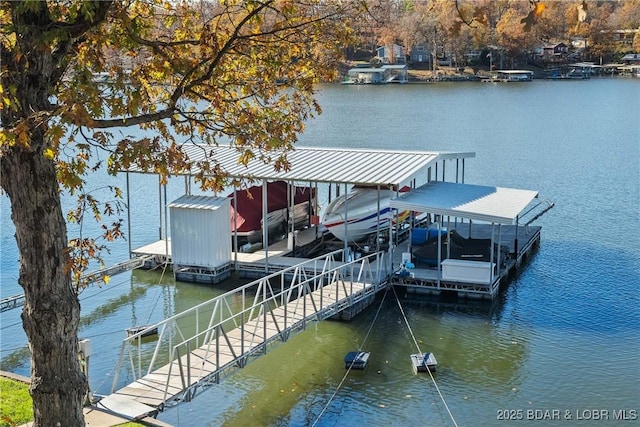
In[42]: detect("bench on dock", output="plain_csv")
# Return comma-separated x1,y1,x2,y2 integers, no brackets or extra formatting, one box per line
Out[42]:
441,259,495,284
411,230,509,268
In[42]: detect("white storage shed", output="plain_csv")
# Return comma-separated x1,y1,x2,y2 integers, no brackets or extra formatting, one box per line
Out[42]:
169,195,231,269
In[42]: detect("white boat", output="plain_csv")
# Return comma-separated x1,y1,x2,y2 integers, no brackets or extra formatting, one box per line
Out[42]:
322,186,410,243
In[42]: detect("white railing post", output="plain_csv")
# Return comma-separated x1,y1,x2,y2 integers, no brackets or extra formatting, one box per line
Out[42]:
111,342,126,393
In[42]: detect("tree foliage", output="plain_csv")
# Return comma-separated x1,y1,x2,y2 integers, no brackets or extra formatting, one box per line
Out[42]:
2,0,356,282
1,1,356,425
356,0,640,65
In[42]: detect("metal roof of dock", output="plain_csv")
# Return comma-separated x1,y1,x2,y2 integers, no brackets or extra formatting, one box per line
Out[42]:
149,144,475,186
389,181,539,224
167,194,229,210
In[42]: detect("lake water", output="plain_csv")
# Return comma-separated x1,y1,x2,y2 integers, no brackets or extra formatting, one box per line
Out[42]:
1,78,639,426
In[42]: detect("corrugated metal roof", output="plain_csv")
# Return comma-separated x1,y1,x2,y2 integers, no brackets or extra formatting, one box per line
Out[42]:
389,181,539,224
168,194,229,210
164,144,475,186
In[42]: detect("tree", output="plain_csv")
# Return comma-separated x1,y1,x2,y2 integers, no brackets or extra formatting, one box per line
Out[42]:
496,1,540,58
581,1,616,61
535,1,570,42
0,1,355,425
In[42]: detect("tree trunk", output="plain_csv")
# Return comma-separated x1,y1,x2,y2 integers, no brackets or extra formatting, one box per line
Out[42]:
1,141,87,426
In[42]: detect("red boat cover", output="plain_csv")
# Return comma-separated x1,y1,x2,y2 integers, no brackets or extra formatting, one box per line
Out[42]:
228,181,314,232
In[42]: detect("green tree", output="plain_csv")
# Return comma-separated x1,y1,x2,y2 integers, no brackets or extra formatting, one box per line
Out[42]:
0,1,355,425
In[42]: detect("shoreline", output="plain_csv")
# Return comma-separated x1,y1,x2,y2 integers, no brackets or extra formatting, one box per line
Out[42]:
0,370,30,384
0,371,171,427
335,63,636,83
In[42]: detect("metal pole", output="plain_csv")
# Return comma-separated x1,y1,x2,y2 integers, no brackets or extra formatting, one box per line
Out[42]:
233,189,238,265
126,172,132,257
164,184,169,261
462,158,465,183
490,223,495,282
262,179,269,272
290,182,296,256
343,182,348,260
436,220,441,290
497,223,503,276
158,176,163,240
290,181,295,234
515,217,519,255
446,217,451,259
376,185,381,252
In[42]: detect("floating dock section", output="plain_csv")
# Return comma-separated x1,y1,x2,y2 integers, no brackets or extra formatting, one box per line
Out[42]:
410,353,437,373
123,145,551,300
344,351,371,370
392,223,541,299
390,181,553,299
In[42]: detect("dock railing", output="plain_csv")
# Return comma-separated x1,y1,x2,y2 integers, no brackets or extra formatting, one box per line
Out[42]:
109,248,391,407
1,255,154,313
0,294,26,313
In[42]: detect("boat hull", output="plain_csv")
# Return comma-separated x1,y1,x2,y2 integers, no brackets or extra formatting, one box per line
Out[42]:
322,187,409,243
234,202,313,245
229,181,316,245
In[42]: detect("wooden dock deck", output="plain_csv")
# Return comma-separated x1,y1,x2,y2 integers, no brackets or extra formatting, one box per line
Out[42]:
131,227,329,282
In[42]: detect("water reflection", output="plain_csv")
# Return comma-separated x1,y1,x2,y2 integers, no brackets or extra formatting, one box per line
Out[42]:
171,290,531,427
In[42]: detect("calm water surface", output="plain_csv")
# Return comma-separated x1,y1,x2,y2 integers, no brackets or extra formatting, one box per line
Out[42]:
1,78,639,426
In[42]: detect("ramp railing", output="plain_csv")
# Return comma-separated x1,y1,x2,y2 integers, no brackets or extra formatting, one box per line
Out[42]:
110,248,391,407
0,294,26,313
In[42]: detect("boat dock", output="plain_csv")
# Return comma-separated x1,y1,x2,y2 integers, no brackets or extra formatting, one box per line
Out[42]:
392,223,541,299
123,146,552,301
131,219,542,300
86,145,553,421
131,226,330,281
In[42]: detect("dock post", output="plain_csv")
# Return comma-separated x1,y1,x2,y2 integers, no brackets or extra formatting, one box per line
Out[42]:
78,339,93,404
514,218,520,254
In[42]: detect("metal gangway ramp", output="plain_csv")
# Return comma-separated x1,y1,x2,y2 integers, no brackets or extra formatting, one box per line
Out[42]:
100,250,390,419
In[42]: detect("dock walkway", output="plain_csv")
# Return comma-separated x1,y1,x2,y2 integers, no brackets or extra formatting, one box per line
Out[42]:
100,250,389,420
0,294,25,313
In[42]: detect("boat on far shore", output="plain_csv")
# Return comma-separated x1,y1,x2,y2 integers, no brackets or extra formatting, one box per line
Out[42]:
482,69,534,82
